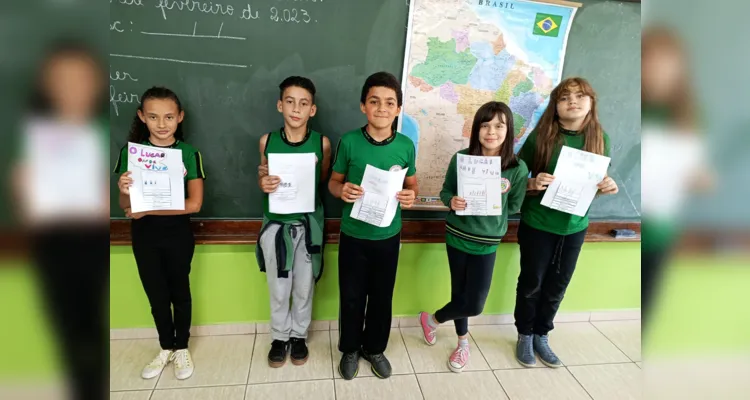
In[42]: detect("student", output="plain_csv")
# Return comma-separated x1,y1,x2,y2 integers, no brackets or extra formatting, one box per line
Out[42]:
418,101,528,373
329,71,418,380
256,76,331,367
114,87,206,380
641,26,711,325
514,77,617,368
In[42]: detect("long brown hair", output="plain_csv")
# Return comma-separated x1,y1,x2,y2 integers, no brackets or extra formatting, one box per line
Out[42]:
468,101,519,170
532,77,604,176
641,26,695,129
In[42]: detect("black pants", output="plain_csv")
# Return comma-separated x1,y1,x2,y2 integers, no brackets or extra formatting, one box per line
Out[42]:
641,248,670,326
132,220,196,350
337,231,401,354
30,226,108,400
514,222,586,336
435,245,496,336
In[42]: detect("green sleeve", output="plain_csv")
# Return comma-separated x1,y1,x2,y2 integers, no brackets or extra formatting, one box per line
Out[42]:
113,145,128,174
439,153,458,207
518,131,536,170
185,150,206,180
406,140,417,177
603,132,612,158
508,160,529,215
332,137,349,175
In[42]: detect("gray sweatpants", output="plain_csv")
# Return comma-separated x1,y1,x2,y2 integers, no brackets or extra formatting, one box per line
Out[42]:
259,223,315,342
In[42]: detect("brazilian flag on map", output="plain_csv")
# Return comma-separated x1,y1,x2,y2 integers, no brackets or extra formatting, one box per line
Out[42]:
533,13,563,37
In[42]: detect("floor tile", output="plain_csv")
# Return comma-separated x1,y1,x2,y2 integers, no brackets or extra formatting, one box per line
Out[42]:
150,385,245,400
470,325,546,370
592,320,642,361
589,310,641,322
495,368,590,400
330,329,413,378
401,326,489,373
245,379,335,400
110,339,164,391
544,322,630,366
334,375,422,400
109,391,153,400
417,371,508,400
156,335,255,388
568,363,642,399
248,331,333,384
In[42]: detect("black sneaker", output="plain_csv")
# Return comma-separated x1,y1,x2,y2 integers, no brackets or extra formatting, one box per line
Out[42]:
360,349,392,379
268,340,288,368
338,351,360,380
289,337,309,365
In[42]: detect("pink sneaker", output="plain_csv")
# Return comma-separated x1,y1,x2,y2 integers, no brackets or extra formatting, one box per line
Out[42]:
418,312,437,345
448,344,469,373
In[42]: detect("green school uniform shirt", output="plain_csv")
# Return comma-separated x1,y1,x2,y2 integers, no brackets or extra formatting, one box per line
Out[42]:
440,149,529,255
263,128,324,223
518,127,611,235
332,126,417,240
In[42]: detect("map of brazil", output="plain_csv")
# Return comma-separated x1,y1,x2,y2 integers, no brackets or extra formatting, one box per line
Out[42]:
399,0,578,207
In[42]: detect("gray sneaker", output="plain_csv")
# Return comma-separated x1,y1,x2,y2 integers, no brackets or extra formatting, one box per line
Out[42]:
516,334,536,367
533,334,562,368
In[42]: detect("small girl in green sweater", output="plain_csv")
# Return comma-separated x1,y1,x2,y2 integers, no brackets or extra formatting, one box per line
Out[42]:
418,101,528,372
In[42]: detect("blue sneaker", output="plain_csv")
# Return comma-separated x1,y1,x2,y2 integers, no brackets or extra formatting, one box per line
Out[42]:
516,334,536,367
533,334,562,368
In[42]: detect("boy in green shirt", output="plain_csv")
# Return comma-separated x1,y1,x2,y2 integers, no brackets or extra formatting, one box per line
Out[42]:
256,77,331,368
328,72,418,380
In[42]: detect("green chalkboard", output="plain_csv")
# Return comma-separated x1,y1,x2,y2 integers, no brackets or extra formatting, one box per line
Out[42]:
109,0,641,220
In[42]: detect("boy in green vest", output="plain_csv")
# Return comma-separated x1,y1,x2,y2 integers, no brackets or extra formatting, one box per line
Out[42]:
329,72,419,380
256,76,331,368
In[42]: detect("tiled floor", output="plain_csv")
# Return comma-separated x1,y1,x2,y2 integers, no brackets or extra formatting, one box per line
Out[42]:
110,319,642,399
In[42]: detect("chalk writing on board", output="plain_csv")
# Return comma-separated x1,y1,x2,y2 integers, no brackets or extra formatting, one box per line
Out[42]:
156,0,235,21
110,69,139,82
111,0,143,6
110,21,125,33
270,7,315,24
142,21,247,40
110,85,141,117
241,4,260,20
110,53,249,69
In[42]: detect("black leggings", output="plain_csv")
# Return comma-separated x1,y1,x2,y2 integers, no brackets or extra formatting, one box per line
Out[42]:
435,245,496,336
514,222,586,336
132,221,196,350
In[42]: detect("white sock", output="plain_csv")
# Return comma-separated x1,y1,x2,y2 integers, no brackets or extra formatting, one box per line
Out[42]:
458,338,469,348
427,314,440,329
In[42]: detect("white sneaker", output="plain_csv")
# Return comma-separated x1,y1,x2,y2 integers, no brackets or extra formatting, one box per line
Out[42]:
172,349,194,380
141,350,173,379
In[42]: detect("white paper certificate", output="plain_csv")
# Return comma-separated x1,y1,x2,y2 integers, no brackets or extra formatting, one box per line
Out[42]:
456,154,503,216
127,142,185,213
350,165,408,227
541,146,611,217
268,153,316,214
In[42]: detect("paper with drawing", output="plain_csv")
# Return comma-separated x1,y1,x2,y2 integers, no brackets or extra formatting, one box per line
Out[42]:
456,154,503,216
268,153,316,214
350,165,408,227
127,142,185,213
541,146,611,217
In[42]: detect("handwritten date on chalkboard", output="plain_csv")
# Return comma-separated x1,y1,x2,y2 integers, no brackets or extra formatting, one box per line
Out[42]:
120,0,324,24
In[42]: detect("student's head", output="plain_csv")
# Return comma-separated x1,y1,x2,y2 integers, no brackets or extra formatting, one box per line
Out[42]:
469,101,517,169
533,77,604,175
641,26,694,127
360,72,403,130
128,87,185,144
31,41,104,120
277,76,317,130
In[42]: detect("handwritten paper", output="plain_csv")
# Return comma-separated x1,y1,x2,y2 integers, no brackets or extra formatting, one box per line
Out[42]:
350,165,408,227
127,142,185,213
267,153,316,214
456,154,503,216
23,118,107,222
541,146,611,217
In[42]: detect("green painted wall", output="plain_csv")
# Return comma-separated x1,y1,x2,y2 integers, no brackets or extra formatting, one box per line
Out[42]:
110,242,641,328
